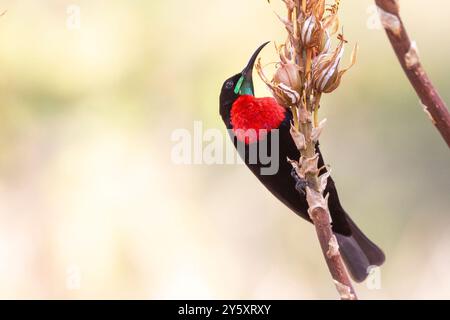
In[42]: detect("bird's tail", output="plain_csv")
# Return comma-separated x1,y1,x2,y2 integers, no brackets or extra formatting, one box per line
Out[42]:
334,215,385,283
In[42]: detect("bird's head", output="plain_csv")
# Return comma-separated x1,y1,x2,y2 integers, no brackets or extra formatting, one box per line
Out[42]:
219,41,270,121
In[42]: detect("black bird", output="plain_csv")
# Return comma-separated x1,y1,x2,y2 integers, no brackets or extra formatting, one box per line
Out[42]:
219,42,385,282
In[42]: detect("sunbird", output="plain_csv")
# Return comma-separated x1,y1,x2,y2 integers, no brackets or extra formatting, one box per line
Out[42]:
219,42,385,282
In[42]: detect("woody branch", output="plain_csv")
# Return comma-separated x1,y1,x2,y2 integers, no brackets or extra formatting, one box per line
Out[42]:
376,0,450,148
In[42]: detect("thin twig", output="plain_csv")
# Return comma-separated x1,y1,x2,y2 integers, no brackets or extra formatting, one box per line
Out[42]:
375,0,450,147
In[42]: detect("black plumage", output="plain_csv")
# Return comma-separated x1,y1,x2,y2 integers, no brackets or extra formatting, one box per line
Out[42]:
219,44,385,282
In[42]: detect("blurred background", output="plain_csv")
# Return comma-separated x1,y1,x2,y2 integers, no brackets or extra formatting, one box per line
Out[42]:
0,0,449,299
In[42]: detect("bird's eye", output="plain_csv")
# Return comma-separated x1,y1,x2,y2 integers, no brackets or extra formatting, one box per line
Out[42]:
225,81,234,89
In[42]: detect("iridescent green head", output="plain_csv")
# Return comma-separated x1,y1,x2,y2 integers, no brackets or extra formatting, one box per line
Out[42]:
219,41,270,122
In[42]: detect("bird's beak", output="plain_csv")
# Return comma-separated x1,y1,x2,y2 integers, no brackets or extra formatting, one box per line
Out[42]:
234,41,270,95
242,41,270,80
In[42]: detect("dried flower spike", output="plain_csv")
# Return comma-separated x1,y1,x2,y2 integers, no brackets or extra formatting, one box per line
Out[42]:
258,0,363,299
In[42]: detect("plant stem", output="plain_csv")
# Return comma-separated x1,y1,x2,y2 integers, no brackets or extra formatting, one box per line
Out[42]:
294,105,357,300
289,3,357,300
309,206,358,300
375,0,450,148
264,0,359,299
313,93,322,128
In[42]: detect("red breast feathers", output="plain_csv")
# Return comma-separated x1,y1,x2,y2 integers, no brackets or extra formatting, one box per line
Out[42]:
230,95,286,144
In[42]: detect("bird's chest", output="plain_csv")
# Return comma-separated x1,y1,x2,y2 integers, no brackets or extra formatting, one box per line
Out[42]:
230,95,286,144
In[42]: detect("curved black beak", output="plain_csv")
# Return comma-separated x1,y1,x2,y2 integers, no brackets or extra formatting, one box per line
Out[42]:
235,41,270,95
242,41,270,80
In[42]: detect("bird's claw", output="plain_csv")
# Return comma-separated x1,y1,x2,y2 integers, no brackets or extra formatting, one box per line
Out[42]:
291,168,308,196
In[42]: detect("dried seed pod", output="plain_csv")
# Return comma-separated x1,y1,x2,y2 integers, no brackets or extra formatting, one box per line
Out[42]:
312,36,357,93
256,58,300,108
274,62,303,92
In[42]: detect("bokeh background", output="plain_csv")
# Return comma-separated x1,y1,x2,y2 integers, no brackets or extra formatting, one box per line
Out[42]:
0,0,449,299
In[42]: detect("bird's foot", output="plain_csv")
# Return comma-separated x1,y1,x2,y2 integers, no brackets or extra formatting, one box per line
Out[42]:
291,168,308,196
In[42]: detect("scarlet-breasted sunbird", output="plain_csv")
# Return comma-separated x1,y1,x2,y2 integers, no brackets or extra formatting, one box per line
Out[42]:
219,42,385,282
